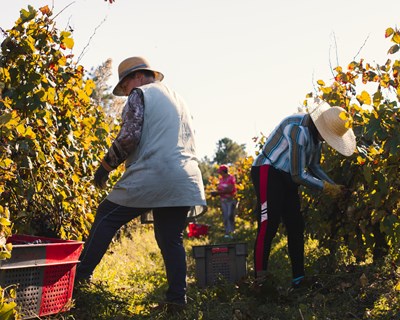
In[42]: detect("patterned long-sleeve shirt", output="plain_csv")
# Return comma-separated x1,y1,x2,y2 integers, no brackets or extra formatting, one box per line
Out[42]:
103,88,144,170
253,113,334,190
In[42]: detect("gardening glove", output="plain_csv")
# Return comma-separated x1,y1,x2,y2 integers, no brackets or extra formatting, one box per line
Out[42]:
323,181,344,198
94,164,109,189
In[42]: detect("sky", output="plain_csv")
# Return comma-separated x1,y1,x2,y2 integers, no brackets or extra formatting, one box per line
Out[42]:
1,0,400,159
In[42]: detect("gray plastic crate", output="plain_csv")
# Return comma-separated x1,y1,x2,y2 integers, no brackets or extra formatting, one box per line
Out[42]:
192,242,247,287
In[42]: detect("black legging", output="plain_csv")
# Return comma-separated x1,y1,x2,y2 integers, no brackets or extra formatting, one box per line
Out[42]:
251,165,305,279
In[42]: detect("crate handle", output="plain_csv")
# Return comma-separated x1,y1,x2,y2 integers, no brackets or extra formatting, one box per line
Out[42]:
0,260,80,270
211,247,228,254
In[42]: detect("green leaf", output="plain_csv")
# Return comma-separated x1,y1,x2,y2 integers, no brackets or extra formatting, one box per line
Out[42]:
372,91,383,107
19,6,36,23
362,166,372,184
0,113,12,125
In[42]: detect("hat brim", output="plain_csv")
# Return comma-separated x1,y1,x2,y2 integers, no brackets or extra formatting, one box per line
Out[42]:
112,69,164,96
310,102,356,156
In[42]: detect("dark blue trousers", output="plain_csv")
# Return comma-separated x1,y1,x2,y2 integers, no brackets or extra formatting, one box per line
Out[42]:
76,199,189,304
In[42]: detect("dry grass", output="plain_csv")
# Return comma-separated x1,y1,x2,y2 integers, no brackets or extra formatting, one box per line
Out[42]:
58,210,400,320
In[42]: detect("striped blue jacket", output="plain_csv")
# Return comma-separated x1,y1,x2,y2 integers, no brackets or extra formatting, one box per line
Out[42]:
253,113,334,190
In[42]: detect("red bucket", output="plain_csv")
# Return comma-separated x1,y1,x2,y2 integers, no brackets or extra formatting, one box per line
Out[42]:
187,223,209,238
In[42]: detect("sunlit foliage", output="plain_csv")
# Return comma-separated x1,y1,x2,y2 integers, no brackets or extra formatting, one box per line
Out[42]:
300,27,400,265
0,5,119,241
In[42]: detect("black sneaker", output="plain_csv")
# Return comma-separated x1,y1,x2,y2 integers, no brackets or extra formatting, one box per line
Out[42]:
291,276,305,289
290,276,322,291
250,272,279,297
152,301,187,314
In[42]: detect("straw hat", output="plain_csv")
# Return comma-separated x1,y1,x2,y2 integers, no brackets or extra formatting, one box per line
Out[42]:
309,101,356,156
113,56,164,96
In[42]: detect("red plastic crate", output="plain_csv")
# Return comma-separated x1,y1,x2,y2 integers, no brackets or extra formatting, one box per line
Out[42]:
187,222,209,238
0,235,83,319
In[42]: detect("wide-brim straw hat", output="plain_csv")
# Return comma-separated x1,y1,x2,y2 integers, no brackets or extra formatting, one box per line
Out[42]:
309,101,356,156
113,56,164,96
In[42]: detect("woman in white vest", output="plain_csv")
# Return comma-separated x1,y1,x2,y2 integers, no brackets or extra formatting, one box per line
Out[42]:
76,56,206,312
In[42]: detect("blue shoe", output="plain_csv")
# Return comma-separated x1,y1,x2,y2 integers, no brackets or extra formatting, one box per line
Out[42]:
291,276,305,289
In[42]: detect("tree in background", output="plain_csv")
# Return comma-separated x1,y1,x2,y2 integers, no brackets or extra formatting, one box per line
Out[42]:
87,58,113,112
198,137,247,187
201,136,256,220
213,137,246,165
87,58,125,119
198,155,214,186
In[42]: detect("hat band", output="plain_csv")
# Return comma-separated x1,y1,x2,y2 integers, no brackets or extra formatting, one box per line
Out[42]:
119,63,148,80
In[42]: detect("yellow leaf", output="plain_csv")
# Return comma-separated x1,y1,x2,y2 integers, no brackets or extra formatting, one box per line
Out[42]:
321,87,332,94
16,123,25,135
368,146,378,155
385,27,394,38
345,120,353,129
64,37,74,49
0,217,11,226
86,213,95,223
0,251,12,260
339,111,348,120
60,31,74,49
393,33,400,44
0,67,11,82
357,156,365,165
317,80,325,86
356,91,371,105
0,158,13,167
72,174,79,183
78,89,90,103
82,117,96,127
84,79,95,96
46,87,56,104
395,281,400,291
53,153,64,165
24,126,36,139
58,56,67,66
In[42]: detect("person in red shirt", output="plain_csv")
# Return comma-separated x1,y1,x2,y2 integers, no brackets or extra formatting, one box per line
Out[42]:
211,165,237,238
